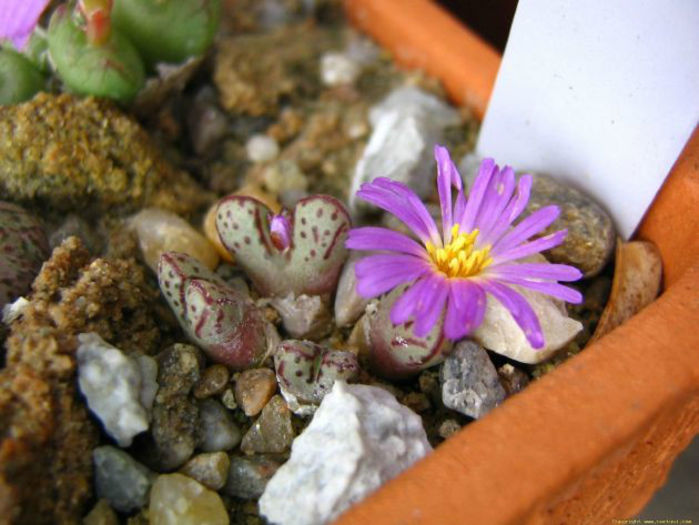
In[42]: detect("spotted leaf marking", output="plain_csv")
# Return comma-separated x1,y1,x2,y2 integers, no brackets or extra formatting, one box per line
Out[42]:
274,340,359,406
367,285,452,380
215,195,351,297
157,251,273,370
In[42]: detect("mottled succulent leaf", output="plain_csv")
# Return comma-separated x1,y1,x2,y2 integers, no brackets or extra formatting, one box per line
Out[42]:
216,195,350,297
158,251,227,322
366,285,452,380
274,340,359,414
0,201,48,307
0,47,45,105
158,251,276,370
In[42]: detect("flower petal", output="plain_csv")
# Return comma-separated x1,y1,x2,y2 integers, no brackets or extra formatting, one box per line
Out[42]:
0,0,51,50
354,254,431,298
484,174,533,245
496,277,583,304
356,177,440,246
493,229,568,263
475,166,516,242
491,205,560,256
390,275,433,325
483,281,545,349
346,227,427,258
444,280,486,339
458,158,497,232
435,144,463,241
490,262,583,281
412,274,449,337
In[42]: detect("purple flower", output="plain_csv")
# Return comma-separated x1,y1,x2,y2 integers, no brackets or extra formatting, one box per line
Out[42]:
346,145,583,349
269,213,292,251
0,0,51,50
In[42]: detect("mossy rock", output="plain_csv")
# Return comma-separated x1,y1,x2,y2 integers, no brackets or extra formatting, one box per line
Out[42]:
0,93,210,214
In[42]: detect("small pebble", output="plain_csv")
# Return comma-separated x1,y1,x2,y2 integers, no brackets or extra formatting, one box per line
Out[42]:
129,208,219,272
437,419,462,440
83,499,118,525
187,87,228,156
223,455,282,500
220,387,238,410
334,251,370,327
320,51,361,87
149,473,228,525
48,213,103,254
152,344,202,470
234,368,277,417
93,446,156,513
402,392,431,413
193,365,230,399
440,340,506,419
240,395,294,454
180,452,231,491
246,134,280,163
261,159,308,195
197,399,242,452
497,364,530,396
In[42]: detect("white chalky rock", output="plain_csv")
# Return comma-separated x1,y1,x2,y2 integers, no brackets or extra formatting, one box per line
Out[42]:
246,134,280,163
472,286,583,364
77,333,155,447
349,87,460,213
320,52,361,86
259,381,432,525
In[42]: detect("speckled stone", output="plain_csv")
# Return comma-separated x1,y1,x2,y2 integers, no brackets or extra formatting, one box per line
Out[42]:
152,344,202,470
440,340,506,419
193,365,230,399
93,446,156,513
223,455,282,500
526,173,615,278
180,452,230,491
240,395,294,454
234,368,277,417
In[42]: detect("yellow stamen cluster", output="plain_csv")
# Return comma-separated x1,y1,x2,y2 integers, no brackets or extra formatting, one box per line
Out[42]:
426,224,493,279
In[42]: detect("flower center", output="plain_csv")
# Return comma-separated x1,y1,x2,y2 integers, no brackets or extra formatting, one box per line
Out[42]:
426,224,493,279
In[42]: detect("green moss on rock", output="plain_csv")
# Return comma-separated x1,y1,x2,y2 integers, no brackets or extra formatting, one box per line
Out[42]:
0,93,210,214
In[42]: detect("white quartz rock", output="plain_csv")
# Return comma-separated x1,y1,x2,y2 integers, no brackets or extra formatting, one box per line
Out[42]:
472,286,583,364
77,333,156,447
246,134,280,163
259,381,431,525
349,87,460,213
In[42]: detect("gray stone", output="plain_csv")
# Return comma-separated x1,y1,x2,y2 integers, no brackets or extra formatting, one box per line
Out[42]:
334,252,370,327
440,340,506,419
197,399,242,452
259,381,431,525
152,344,202,470
187,87,228,156
180,452,230,491
240,395,294,454
48,214,103,254
223,455,282,500
349,87,460,213
76,333,150,447
93,446,155,513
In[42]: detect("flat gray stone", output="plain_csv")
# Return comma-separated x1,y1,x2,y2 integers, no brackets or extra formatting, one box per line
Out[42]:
223,455,282,500
197,399,242,452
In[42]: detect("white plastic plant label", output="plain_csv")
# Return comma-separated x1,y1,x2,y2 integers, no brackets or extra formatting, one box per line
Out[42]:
477,0,699,238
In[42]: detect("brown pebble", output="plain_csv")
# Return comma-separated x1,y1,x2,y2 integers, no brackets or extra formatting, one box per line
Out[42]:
235,368,277,416
438,419,462,440
194,365,230,399
402,392,431,413
497,364,530,396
